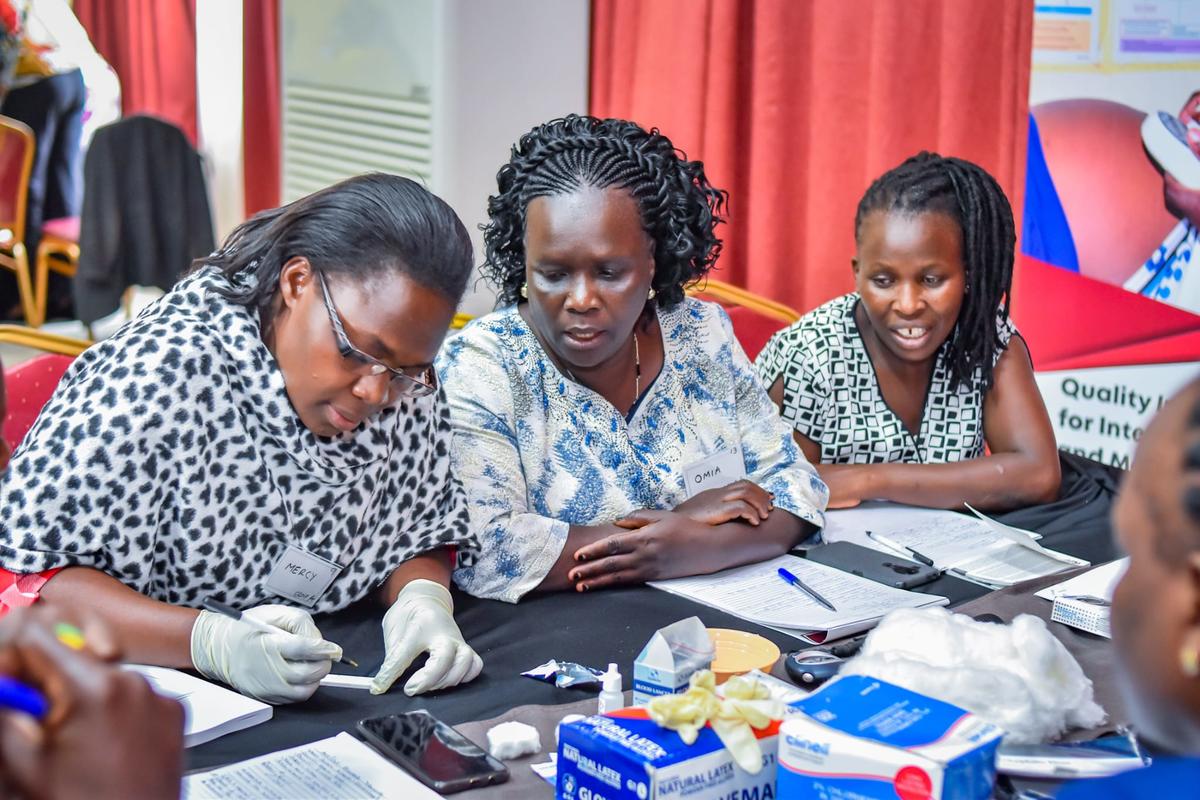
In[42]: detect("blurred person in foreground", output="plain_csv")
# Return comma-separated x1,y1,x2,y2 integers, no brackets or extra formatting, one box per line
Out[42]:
0,604,184,800
1057,374,1200,797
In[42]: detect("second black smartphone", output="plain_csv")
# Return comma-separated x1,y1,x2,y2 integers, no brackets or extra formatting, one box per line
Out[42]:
357,710,509,795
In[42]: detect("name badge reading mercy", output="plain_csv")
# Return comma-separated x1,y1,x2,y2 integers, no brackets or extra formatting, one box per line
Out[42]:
682,445,748,499
263,545,343,607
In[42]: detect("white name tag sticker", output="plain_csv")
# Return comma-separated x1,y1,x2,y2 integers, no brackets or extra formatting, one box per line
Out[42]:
263,545,343,607
682,445,747,499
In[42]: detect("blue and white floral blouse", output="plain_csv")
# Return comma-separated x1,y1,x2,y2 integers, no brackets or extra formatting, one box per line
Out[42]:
437,298,828,603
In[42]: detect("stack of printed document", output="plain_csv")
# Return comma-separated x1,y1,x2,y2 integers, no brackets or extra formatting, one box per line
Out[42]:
183,733,440,799
126,664,272,747
649,554,948,643
824,502,1088,588
1035,558,1128,638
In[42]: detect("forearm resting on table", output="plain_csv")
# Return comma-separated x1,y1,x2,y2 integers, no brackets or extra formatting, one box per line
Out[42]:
380,549,454,605
39,566,199,668
536,523,631,592
689,509,813,573
543,509,814,591
843,453,1061,511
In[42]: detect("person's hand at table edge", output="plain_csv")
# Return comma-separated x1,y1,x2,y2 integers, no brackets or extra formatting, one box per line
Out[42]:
0,605,185,800
190,604,342,704
570,510,720,591
672,480,774,527
371,579,483,696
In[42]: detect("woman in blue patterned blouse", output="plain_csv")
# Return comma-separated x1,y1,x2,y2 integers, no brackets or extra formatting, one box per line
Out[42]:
437,116,828,603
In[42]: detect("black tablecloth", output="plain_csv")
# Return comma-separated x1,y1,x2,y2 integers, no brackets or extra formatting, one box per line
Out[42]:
189,452,1122,771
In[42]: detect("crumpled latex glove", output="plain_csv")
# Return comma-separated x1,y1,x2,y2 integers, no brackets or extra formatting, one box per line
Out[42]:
647,670,784,773
190,604,342,704
371,579,483,696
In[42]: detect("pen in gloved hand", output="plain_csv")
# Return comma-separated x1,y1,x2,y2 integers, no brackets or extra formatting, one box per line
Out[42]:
202,598,359,667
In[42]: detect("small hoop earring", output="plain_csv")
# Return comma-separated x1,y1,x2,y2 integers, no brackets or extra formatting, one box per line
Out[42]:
520,284,528,299
647,287,656,300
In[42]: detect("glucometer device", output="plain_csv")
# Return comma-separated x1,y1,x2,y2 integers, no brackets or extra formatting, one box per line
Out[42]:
783,649,845,687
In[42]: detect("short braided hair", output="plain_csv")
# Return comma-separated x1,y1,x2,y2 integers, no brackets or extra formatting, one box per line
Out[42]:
482,115,728,308
855,152,1016,392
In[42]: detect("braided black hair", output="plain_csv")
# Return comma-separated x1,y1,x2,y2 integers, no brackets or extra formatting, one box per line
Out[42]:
855,152,1016,392
482,115,728,308
193,173,473,327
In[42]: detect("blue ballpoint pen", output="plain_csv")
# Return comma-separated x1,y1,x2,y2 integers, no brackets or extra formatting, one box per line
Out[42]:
776,567,838,612
0,675,48,719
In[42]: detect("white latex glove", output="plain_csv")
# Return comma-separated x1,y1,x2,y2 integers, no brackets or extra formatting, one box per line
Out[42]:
371,579,483,696
190,604,342,704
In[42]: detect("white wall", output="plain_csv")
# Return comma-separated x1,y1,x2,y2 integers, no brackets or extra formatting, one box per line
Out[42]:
1030,68,1198,115
279,0,591,316
195,0,245,242
434,0,590,316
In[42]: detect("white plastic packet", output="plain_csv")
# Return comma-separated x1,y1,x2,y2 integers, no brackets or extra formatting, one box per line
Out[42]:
841,607,1105,744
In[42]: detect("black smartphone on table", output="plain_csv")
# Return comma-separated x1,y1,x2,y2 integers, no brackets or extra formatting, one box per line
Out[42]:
797,541,940,589
357,710,509,794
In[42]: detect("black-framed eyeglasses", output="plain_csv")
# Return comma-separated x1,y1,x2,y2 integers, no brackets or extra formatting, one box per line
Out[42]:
315,270,438,398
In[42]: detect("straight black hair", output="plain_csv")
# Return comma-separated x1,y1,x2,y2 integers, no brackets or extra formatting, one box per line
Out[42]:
193,173,473,326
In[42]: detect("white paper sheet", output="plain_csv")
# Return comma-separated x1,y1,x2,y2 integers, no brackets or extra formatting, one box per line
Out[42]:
183,733,440,800
126,665,272,748
1036,558,1128,601
824,502,1041,546
823,502,1087,587
649,554,947,641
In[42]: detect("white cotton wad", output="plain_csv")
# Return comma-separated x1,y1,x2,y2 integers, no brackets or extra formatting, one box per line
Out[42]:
486,721,542,760
840,607,1105,744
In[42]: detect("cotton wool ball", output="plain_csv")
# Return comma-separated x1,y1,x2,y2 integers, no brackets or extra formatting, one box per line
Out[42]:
840,607,1104,744
486,721,541,760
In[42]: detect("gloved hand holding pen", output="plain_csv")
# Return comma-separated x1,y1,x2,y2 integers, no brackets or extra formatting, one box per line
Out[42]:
190,603,343,704
370,579,482,696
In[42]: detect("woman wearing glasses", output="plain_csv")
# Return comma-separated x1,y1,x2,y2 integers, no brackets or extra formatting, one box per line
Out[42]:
0,174,484,703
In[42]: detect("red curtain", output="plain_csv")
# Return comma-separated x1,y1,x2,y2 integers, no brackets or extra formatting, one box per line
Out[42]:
243,0,281,216
74,0,199,144
591,0,1033,315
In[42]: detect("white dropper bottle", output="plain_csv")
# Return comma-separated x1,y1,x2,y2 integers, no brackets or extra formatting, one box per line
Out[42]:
597,662,625,714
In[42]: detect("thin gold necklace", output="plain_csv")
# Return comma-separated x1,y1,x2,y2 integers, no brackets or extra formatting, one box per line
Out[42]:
547,327,641,409
632,329,641,403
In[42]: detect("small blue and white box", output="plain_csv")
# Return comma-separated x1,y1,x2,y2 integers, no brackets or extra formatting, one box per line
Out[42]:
631,616,713,706
778,675,1004,800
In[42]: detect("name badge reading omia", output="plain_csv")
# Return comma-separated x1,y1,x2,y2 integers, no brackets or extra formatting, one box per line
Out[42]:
681,445,748,499
263,545,343,607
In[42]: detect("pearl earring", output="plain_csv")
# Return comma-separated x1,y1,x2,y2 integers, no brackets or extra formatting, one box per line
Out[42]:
520,284,528,299
648,287,656,300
